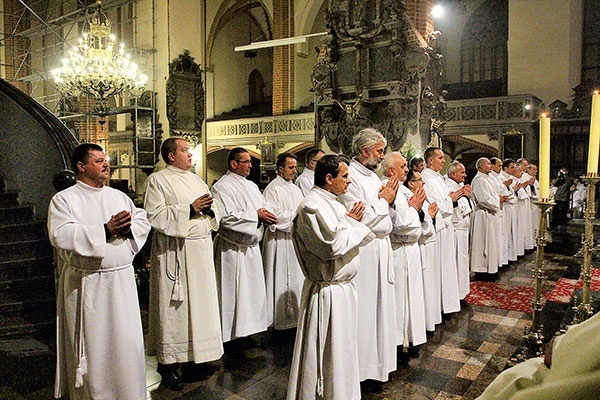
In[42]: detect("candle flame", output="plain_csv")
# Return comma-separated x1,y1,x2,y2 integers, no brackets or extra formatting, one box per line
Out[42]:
541,113,547,118
595,90,599,96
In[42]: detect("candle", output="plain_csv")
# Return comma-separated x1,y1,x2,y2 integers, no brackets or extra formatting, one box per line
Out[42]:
588,91,600,174
539,114,551,199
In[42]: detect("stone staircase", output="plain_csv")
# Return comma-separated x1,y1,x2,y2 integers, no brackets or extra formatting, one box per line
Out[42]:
0,182,56,393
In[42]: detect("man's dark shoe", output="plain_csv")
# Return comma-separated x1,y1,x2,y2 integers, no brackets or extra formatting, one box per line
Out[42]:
160,371,184,391
181,362,217,383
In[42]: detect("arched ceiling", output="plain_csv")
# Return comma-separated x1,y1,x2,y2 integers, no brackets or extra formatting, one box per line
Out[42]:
207,0,272,66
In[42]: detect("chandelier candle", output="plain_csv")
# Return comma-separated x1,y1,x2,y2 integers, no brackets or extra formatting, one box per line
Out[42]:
538,114,551,200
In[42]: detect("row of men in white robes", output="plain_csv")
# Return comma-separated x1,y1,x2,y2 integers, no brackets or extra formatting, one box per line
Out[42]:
471,157,539,274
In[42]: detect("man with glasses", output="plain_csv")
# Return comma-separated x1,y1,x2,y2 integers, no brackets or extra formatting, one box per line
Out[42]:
295,148,325,196
211,147,278,352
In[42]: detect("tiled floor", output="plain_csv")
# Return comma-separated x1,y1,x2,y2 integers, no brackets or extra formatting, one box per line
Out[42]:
142,250,543,400
8,239,594,400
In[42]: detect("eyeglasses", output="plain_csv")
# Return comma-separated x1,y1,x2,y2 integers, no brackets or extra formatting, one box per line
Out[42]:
234,159,252,165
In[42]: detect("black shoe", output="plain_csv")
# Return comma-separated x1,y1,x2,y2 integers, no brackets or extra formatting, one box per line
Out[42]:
360,379,383,394
181,362,218,383
160,371,183,391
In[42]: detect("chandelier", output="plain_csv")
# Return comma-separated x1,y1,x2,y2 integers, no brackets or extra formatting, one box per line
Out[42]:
51,0,147,115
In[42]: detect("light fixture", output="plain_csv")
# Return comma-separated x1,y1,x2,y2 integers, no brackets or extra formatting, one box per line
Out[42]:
51,0,147,116
234,32,328,52
431,4,445,19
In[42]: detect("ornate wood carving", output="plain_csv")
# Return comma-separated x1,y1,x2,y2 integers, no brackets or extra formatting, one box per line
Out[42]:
314,0,438,152
166,50,204,143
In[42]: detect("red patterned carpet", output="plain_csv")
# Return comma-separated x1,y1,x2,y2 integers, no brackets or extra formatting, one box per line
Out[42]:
465,281,539,313
546,268,600,303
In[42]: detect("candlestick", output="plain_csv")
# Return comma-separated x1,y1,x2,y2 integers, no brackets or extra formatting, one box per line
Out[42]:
539,114,551,200
509,200,554,365
588,92,600,174
572,173,599,324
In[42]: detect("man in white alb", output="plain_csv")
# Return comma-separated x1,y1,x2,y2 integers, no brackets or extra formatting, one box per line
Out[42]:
470,158,507,276
490,157,511,267
211,148,278,348
444,161,473,300
144,137,223,390
49,143,150,400
295,148,325,196
421,147,463,316
287,154,374,400
339,128,398,394
262,153,304,333
382,152,428,355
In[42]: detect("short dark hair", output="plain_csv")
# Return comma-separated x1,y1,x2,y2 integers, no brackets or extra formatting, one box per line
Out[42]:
314,154,350,187
305,148,324,165
71,143,104,171
423,147,441,163
161,137,184,164
490,157,502,167
403,169,418,188
409,156,424,170
227,147,250,169
276,152,296,169
503,158,516,169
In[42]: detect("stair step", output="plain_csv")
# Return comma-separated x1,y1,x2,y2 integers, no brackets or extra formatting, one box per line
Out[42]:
0,275,55,296
0,239,53,263
0,257,54,282
0,313,55,339
0,289,54,313
0,221,47,242
0,205,34,225
0,191,19,207
0,338,55,392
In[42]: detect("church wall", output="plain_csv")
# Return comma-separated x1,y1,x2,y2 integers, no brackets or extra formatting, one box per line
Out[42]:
294,0,327,109
508,0,582,106
434,0,582,107
212,11,273,116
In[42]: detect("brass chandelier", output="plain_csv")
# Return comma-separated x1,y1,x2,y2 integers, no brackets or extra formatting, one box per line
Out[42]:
51,0,147,115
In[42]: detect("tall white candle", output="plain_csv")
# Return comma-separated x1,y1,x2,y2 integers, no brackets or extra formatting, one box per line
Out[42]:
539,114,550,199
588,91,600,175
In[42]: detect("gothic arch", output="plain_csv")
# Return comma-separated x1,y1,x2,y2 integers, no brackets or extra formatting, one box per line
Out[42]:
460,0,508,86
296,0,327,35
207,0,272,67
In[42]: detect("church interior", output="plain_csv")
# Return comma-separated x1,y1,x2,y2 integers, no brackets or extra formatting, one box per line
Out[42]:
0,0,599,398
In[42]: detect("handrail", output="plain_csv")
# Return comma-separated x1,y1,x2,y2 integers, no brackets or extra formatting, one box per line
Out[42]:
0,79,78,169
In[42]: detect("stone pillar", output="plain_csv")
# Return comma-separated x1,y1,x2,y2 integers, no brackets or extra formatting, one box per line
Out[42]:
403,0,435,38
272,0,294,115
2,0,31,93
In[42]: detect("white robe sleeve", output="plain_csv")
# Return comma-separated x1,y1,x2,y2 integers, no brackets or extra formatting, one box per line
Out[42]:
211,182,261,237
143,175,192,238
295,204,375,261
48,193,107,259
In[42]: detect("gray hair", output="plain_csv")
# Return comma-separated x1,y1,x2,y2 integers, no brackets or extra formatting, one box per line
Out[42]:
382,152,403,177
446,160,463,177
351,128,386,157
476,157,489,170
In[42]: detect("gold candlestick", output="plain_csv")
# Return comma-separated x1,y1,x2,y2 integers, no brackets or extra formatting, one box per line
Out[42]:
510,198,554,364
572,173,599,324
